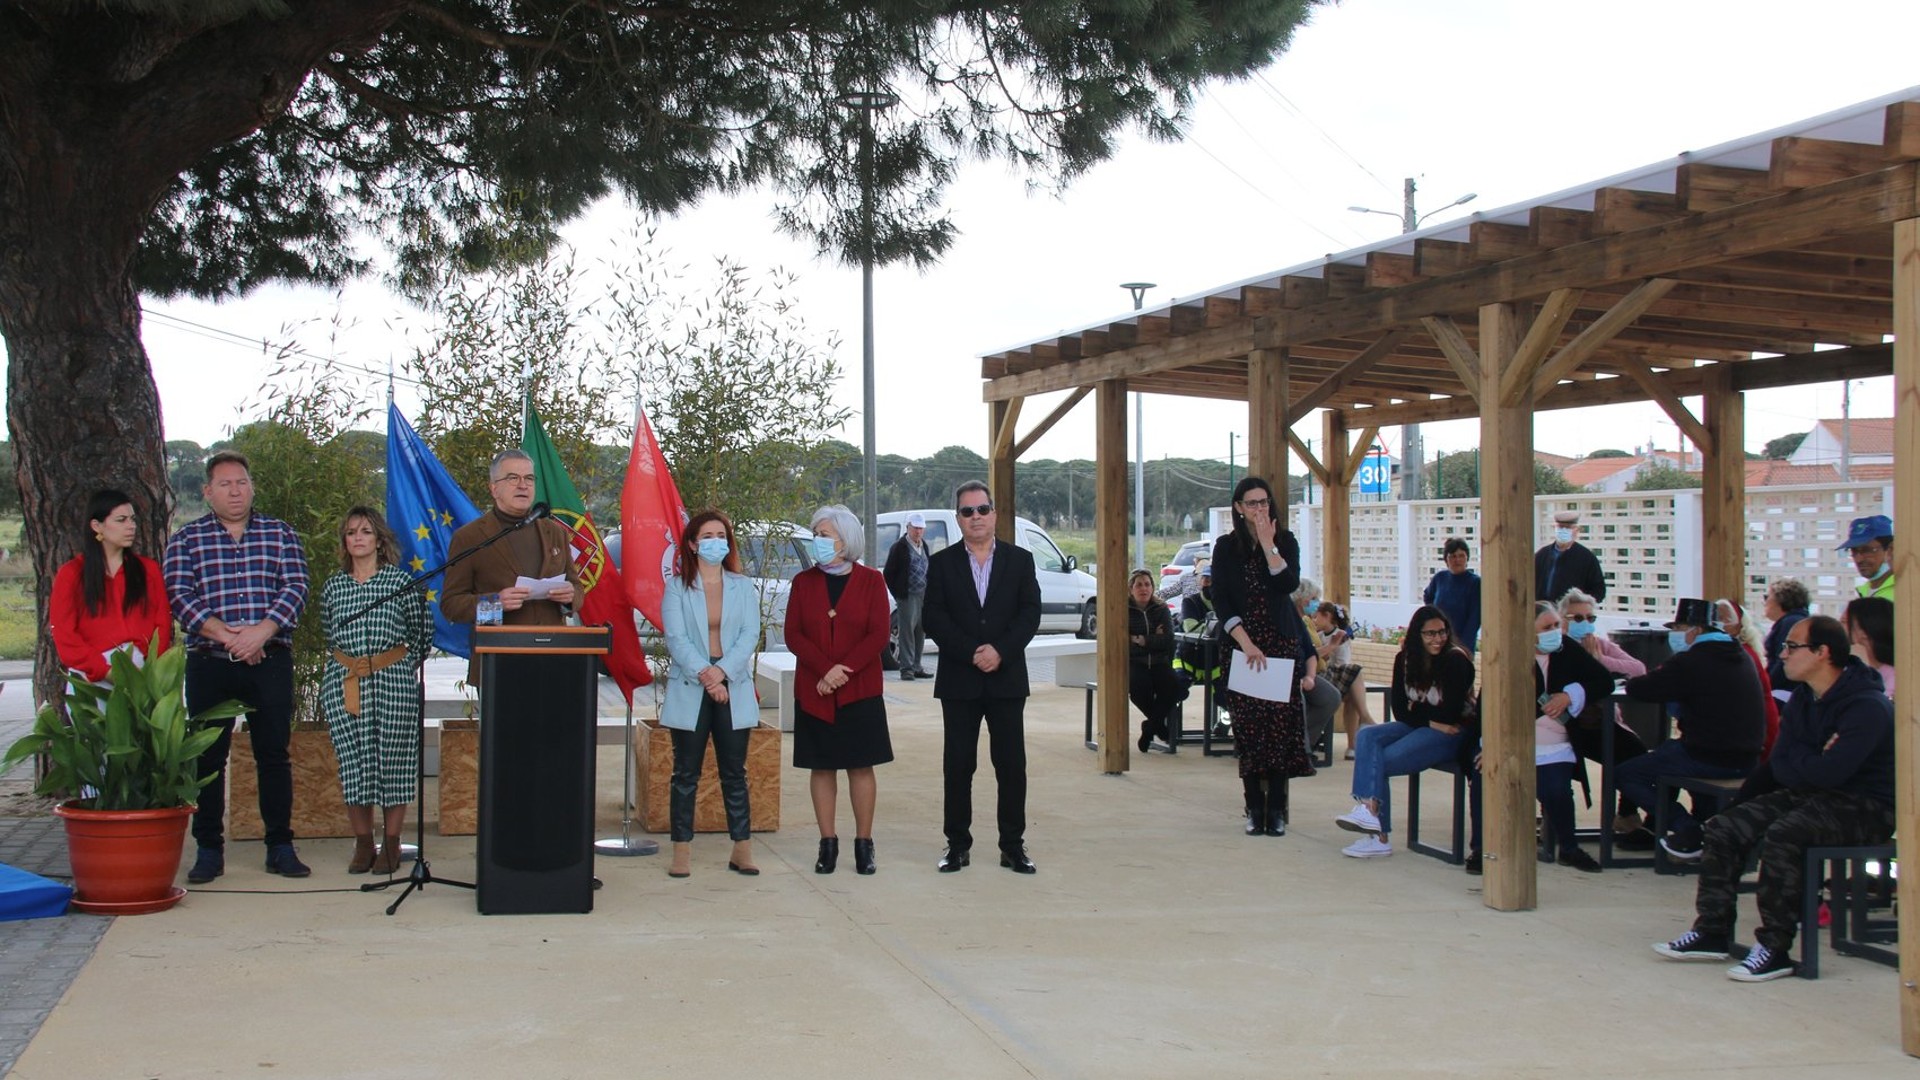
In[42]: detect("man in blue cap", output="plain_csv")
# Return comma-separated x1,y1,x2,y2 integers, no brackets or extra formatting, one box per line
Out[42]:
1839,514,1894,601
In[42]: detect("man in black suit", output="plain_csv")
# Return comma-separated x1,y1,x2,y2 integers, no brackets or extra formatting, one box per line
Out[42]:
922,480,1044,874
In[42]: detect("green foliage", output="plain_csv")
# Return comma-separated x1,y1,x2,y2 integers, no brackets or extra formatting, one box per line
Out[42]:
1763,431,1809,460
228,340,381,724
1626,463,1702,491
102,2,1321,299
1534,461,1578,496
1421,450,1575,498
1586,448,1632,459
0,638,247,811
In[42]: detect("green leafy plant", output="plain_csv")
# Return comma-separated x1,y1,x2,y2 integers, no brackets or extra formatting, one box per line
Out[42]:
1,637,246,811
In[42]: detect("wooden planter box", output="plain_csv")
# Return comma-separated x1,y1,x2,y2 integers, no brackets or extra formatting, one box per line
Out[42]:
634,719,781,834
228,727,351,840
438,719,479,836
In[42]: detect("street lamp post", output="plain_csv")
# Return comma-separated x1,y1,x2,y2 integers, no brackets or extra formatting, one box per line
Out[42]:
842,89,897,560
1349,178,1476,500
1121,283,1154,571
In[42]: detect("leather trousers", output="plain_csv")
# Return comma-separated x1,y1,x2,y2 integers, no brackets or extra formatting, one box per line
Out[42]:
669,694,752,842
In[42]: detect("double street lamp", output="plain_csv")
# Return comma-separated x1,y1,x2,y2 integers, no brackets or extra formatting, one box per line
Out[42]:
1120,282,1155,571
841,88,898,558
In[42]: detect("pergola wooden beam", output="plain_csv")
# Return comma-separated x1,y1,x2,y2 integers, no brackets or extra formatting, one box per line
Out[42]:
1889,215,1920,1054
1420,315,1483,401
1613,351,1715,456
1527,278,1679,399
1291,328,1413,415
990,395,1024,460
1338,426,1379,487
1497,288,1583,407
1010,386,1091,459
1287,430,1329,486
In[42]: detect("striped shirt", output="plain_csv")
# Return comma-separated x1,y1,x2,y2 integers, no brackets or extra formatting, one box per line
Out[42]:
163,513,310,650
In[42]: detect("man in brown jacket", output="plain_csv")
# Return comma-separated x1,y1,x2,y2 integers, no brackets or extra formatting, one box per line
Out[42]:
441,449,580,684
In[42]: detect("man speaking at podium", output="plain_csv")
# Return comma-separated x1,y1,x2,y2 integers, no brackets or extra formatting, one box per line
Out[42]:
441,449,580,684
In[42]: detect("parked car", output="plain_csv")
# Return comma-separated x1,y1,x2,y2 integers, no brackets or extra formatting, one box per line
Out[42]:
606,521,814,648
1159,539,1212,596
874,509,1098,638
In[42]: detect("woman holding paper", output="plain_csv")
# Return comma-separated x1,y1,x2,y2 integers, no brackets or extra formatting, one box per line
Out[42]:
1334,604,1476,859
1209,476,1317,838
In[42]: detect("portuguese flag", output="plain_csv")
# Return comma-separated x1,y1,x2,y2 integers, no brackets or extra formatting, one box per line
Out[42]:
523,405,652,699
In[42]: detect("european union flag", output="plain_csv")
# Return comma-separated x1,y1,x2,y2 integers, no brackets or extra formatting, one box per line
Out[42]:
385,404,482,656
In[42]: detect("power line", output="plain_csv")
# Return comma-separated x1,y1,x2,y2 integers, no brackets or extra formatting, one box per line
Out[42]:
141,306,422,388
1250,72,1396,196
1181,131,1357,250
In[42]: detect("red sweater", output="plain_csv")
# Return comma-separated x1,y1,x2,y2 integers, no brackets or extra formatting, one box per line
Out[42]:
50,554,173,681
783,564,890,723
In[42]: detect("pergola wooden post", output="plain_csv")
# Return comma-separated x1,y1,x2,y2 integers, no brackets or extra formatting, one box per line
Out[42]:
1095,379,1131,773
1478,300,1538,911
989,398,1019,544
1321,410,1352,604
1892,214,1920,1053
1248,348,1290,506
1700,365,1746,604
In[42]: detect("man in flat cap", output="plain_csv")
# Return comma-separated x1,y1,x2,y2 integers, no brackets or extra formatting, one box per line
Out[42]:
1617,598,1766,862
1535,509,1607,605
1839,514,1895,602
883,511,933,680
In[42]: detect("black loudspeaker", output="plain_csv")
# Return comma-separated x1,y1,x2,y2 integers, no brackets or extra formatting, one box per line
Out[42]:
476,626,608,915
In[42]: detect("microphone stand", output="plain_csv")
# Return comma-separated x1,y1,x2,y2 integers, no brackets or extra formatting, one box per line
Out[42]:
342,514,541,914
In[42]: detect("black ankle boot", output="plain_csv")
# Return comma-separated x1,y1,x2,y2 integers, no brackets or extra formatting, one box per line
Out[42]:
853,837,876,875
1267,778,1289,836
1243,778,1265,835
815,836,839,874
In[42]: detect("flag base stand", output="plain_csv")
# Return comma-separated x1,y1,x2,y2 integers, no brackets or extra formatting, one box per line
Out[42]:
596,701,658,857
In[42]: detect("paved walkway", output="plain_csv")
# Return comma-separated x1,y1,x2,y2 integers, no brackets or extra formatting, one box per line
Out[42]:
0,666,1912,1077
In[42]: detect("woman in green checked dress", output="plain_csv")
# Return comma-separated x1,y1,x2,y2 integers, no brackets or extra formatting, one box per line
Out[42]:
322,508,433,875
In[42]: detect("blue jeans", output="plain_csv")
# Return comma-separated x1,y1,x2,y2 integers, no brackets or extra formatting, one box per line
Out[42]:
1615,740,1753,834
1351,721,1463,836
1466,760,1581,854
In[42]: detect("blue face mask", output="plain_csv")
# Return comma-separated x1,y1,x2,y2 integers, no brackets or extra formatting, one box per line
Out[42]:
1565,619,1595,641
1870,561,1892,581
1304,600,1320,616
1536,629,1564,653
696,537,729,565
1554,528,1574,545
811,536,840,565
1667,629,1691,654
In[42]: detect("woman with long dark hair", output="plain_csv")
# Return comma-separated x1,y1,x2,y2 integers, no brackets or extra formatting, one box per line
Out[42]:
1845,595,1895,699
660,508,762,879
1209,476,1316,837
49,489,171,684
320,507,432,875
1127,568,1185,752
1335,604,1476,859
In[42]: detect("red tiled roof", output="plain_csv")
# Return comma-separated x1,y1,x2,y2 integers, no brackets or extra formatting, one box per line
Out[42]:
1561,456,1642,487
1813,418,1893,456
1534,450,1580,471
1744,461,1841,487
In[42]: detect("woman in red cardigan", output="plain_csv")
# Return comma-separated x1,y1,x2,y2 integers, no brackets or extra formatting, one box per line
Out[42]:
784,504,894,876
49,489,172,683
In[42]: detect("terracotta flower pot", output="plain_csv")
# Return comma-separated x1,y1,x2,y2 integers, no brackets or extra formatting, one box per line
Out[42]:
56,802,192,914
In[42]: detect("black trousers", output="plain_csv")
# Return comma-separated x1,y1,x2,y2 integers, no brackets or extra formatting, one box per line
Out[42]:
1128,661,1186,735
187,649,295,849
669,694,752,843
941,696,1027,854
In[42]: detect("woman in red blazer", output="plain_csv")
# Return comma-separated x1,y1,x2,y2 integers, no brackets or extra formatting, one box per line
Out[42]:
784,504,894,876
49,489,172,684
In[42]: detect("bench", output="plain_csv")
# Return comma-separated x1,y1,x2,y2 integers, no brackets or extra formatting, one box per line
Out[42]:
1405,760,1468,865
1652,775,1745,874
753,651,801,732
1083,681,1183,753
1030,636,1098,687
1799,845,1897,979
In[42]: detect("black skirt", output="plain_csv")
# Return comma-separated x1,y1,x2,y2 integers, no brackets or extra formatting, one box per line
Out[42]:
792,695,894,770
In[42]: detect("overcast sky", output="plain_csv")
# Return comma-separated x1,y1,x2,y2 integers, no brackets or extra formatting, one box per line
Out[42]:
31,0,1917,474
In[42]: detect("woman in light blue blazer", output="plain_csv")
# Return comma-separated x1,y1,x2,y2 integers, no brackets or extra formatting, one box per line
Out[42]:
660,508,763,879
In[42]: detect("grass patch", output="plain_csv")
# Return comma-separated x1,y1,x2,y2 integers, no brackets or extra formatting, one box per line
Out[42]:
0,578,37,660
1046,529,1198,572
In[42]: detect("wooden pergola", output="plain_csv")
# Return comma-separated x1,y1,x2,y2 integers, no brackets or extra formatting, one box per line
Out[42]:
978,88,1920,1049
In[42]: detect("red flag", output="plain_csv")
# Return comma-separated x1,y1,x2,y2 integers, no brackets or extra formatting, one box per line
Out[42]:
523,407,652,700
622,402,687,635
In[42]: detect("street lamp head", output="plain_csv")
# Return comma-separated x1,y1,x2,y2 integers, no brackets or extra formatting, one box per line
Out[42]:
836,89,899,112
1119,282,1156,310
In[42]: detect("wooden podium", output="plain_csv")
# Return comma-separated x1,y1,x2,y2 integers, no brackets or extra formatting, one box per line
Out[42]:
474,625,607,915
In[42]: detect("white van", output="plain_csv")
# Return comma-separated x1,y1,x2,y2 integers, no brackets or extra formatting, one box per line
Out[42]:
875,509,1097,638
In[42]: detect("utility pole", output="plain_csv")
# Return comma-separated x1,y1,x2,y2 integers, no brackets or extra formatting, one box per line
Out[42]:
1122,282,1154,569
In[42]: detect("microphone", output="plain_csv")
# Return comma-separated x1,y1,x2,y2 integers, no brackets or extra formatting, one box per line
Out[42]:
527,502,551,520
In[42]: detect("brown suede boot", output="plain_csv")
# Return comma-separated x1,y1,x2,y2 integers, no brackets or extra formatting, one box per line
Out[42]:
372,839,404,875
668,842,692,878
347,835,376,874
727,838,759,876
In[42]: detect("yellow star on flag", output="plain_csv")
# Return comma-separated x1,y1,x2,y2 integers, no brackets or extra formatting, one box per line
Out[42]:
410,556,425,572
426,588,437,602
440,510,454,526
415,523,431,540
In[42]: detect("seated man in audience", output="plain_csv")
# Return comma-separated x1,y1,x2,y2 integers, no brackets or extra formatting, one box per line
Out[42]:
1652,615,1895,982
1617,598,1765,862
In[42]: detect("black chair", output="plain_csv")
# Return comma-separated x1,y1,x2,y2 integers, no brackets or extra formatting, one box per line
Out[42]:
1799,844,1897,979
1405,760,1468,865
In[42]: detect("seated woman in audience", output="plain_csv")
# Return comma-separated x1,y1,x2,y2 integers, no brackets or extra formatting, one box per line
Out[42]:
1557,588,1652,842
1292,578,1343,762
1126,568,1185,752
1716,598,1779,757
1845,596,1895,699
1526,601,1617,873
1334,605,1476,859
1310,600,1375,759
1761,577,1811,703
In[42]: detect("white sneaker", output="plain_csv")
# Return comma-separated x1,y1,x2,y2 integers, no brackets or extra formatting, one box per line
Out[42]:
1342,836,1393,859
1335,804,1382,834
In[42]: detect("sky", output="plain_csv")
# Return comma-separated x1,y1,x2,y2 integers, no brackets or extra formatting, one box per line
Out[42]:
25,0,1917,474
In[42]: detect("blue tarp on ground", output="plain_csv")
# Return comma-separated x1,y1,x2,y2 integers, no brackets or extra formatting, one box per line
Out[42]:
0,863,71,921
